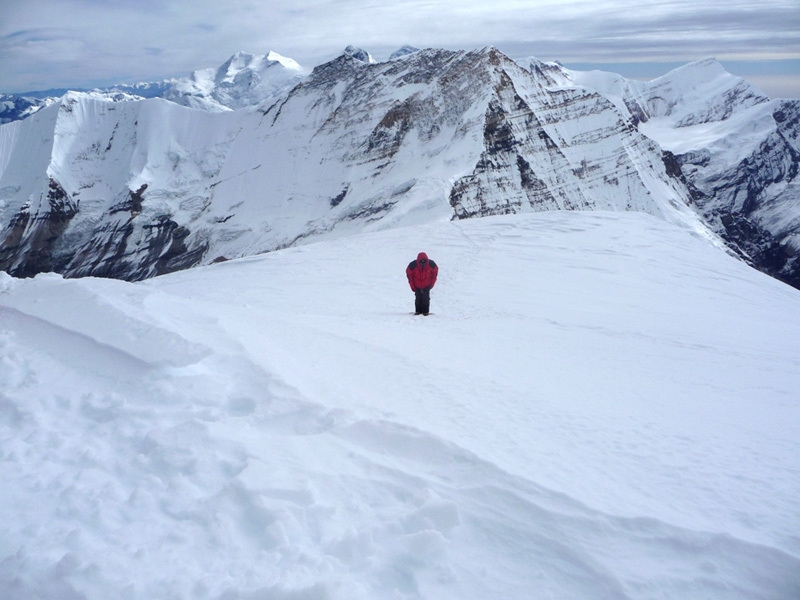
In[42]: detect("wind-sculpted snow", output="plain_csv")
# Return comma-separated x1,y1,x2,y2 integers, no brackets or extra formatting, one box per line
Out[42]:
1,212,799,599
0,273,210,367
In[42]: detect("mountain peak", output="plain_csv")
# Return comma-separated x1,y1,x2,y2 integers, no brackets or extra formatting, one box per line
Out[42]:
676,57,725,73
158,50,306,112
643,57,770,124
212,51,305,84
654,57,729,87
219,51,259,75
265,50,303,71
523,57,572,87
343,45,374,64
388,45,420,60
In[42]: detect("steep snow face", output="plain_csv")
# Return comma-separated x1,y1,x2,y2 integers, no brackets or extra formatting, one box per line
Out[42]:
163,50,308,112
634,59,769,126
544,58,800,289
0,92,242,279
2,212,799,599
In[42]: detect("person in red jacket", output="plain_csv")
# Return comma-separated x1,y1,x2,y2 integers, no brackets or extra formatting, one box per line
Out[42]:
406,251,438,315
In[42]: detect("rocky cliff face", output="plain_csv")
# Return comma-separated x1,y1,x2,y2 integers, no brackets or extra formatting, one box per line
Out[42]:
673,99,800,288
197,47,710,266
0,91,240,280
0,178,77,277
1,48,797,287
583,59,800,289
447,56,696,223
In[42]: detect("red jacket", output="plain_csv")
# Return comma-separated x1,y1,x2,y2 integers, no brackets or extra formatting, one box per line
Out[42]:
406,252,438,291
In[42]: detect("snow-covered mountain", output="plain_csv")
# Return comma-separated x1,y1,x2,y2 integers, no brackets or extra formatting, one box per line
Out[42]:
539,57,800,288
3,47,800,597
1,49,306,122
162,50,307,112
0,46,718,281
2,211,800,599
1,47,798,289
0,93,58,124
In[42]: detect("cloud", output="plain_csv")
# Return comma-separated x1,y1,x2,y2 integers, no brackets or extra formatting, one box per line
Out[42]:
1,0,798,95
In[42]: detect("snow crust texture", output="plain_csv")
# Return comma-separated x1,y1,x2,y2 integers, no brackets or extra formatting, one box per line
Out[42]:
2,212,800,599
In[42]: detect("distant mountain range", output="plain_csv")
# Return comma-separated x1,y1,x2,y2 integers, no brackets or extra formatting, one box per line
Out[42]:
0,50,306,123
1,46,798,289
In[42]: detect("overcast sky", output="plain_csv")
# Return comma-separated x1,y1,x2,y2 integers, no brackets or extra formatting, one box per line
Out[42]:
2,0,799,98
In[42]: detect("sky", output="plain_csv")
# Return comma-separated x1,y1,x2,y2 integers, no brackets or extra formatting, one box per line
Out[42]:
1,0,799,98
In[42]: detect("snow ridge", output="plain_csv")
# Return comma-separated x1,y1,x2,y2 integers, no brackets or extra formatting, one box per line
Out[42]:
2,212,800,599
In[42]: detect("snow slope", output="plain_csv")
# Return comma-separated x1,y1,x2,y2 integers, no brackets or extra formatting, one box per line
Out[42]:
2,211,800,599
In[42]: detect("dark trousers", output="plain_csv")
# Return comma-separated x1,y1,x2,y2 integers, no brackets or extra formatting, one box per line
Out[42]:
414,289,430,314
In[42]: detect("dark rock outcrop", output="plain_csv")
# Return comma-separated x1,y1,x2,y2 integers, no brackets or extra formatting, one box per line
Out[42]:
0,178,78,277
670,99,800,289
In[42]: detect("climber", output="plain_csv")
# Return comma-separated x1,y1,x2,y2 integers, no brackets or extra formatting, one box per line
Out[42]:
405,252,438,315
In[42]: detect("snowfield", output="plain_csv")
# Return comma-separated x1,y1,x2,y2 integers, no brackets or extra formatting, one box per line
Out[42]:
1,211,800,599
